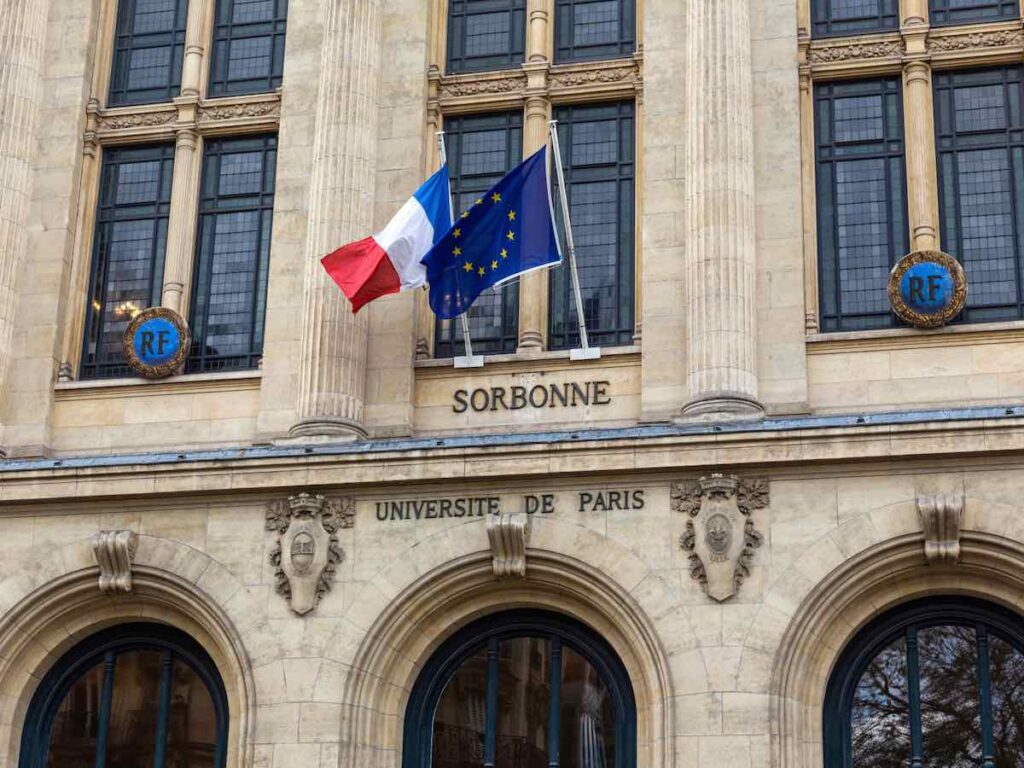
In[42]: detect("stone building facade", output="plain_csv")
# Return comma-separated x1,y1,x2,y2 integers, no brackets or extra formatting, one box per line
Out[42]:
2,0,1024,766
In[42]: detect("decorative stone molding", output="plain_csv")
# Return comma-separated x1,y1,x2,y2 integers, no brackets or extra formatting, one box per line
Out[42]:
96,109,177,131
549,61,638,88
917,492,963,565
806,38,903,64
486,512,530,578
438,71,527,99
928,28,1024,53
672,474,768,601
91,530,138,594
198,99,281,123
266,492,354,614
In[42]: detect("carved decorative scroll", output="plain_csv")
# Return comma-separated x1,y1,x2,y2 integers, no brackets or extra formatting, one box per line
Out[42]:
928,28,1024,52
266,493,354,614
672,474,768,601
91,530,138,594
438,72,527,99
96,110,176,130
198,99,281,123
486,512,530,578
806,39,903,64
917,493,963,565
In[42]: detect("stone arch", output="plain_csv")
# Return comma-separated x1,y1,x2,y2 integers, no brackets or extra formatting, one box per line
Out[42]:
767,497,1024,768
0,533,264,768
337,516,676,767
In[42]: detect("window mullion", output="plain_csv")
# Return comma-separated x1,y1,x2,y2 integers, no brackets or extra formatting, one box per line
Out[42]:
93,651,118,768
977,625,996,768
547,636,562,768
152,650,174,768
907,628,924,768
484,636,500,767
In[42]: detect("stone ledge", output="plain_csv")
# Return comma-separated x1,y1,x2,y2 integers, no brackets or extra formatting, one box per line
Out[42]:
54,370,262,400
807,319,1024,353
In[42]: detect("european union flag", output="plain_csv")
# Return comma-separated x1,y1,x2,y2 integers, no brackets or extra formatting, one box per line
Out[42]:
422,147,561,319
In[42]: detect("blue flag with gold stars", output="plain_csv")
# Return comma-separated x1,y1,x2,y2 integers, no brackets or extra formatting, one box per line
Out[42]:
421,146,561,319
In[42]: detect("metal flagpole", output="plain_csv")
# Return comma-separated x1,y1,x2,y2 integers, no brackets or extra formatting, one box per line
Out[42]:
436,131,483,368
548,121,600,360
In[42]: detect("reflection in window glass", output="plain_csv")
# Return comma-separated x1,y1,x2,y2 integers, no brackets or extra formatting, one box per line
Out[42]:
496,638,550,768
918,625,983,765
433,648,489,768
561,646,615,768
554,0,635,63
988,636,1024,765
208,0,287,96
929,0,1018,27
850,636,909,768
46,661,104,768
105,650,163,768
166,659,219,768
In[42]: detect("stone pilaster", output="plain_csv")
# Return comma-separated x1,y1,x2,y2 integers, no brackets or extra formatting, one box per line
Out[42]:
518,90,550,352
680,0,763,420
180,0,208,98
161,126,202,315
290,0,383,439
904,62,939,252
0,0,49,450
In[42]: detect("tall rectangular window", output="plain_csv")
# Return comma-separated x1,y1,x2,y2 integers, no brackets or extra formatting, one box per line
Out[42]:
81,145,175,379
549,102,635,349
435,113,522,358
188,135,277,373
815,79,908,332
108,0,188,106
554,0,635,63
929,0,1018,27
446,0,526,74
208,0,288,97
811,0,898,37
935,67,1024,324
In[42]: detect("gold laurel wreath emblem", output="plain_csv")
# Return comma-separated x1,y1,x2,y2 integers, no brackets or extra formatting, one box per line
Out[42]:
122,306,192,379
887,250,967,329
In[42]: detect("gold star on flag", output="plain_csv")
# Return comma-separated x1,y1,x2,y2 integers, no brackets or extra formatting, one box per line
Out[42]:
453,228,461,238
507,210,516,221
477,266,486,277
500,248,508,259
506,230,515,241
453,246,462,256
475,198,483,205
491,260,498,270
463,261,473,272
461,211,469,219
491,192,501,203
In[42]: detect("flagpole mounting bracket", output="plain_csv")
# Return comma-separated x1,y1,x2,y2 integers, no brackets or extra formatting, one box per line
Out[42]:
454,354,485,368
569,347,601,361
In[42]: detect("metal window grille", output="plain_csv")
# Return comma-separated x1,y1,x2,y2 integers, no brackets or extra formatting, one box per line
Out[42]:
554,0,635,63
81,145,175,380
929,0,1018,27
815,79,908,332
811,0,898,37
935,67,1024,324
435,113,522,358
108,0,187,106
208,0,287,97
446,0,526,74
187,135,277,373
549,102,635,350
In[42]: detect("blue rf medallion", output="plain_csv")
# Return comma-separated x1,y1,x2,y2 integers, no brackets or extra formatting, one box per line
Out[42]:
888,250,967,328
122,306,191,378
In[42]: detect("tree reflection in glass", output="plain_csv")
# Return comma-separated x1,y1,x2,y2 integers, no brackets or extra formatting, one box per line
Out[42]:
918,625,982,766
850,636,909,768
989,636,1024,767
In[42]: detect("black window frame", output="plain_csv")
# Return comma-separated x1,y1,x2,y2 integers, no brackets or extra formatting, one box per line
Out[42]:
446,0,526,74
435,112,522,358
935,66,1024,325
187,133,277,374
108,0,188,107
554,0,635,63
811,0,899,38
80,143,175,380
208,0,288,97
549,101,635,350
824,596,1024,768
929,0,1019,27
815,78,909,332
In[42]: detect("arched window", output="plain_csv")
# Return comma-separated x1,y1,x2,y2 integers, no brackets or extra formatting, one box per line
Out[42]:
19,623,228,768
824,597,1024,767
404,609,636,768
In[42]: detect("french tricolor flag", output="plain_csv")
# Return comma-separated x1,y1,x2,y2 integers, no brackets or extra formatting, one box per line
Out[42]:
321,166,452,313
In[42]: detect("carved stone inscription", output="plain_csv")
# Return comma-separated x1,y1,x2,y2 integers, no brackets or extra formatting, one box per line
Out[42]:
266,492,354,614
673,474,769,602
374,489,645,522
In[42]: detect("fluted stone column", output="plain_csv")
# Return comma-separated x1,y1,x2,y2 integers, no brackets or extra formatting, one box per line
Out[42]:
904,64,939,252
290,0,382,439
161,127,202,314
681,0,763,420
0,0,49,448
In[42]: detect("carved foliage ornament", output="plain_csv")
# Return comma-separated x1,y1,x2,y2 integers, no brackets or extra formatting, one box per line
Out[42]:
929,29,1024,52
266,493,354,614
672,474,768,602
438,73,527,98
549,63,638,88
96,110,176,130
807,39,903,64
199,100,281,122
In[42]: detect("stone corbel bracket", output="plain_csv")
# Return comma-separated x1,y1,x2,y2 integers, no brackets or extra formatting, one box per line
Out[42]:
266,492,355,615
487,512,530,578
91,530,138,594
672,474,769,602
917,492,964,565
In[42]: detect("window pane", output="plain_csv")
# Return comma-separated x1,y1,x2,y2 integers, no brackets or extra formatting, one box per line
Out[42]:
815,80,907,331
435,113,521,358
82,145,174,380
432,647,489,768
166,659,219,768
446,0,525,73
496,638,550,768
929,0,1018,27
560,645,616,768
549,103,635,350
849,636,909,768
46,660,105,768
105,650,164,768
554,0,634,63
989,636,1024,764
188,135,277,373
812,0,897,37
109,0,186,106
918,625,983,765
208,0,287,96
